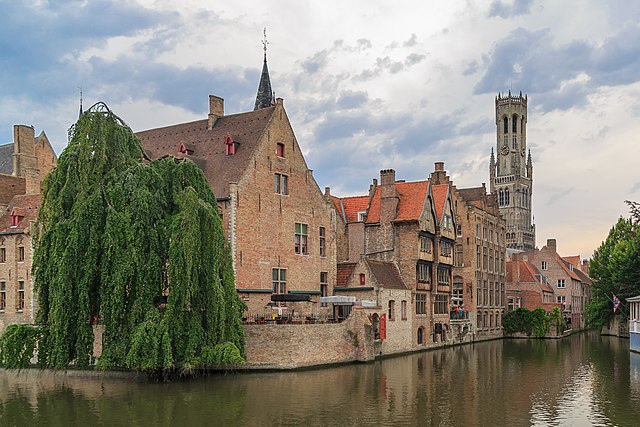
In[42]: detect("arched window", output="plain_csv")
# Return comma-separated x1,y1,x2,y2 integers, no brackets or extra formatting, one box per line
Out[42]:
499,190,504,206
512,114,518,133
503,116,508,134
512,135,517,150
417,327,424,345
505,189,510,206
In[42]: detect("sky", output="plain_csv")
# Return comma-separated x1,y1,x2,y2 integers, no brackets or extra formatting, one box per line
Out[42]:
1,0,640,260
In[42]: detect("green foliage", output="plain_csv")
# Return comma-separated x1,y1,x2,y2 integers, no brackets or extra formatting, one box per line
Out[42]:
0,325,41,369
503,307,564,337
586,202,640,326
22,105,245,372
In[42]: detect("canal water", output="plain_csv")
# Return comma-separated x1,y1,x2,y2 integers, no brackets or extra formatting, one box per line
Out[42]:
1,331,639,426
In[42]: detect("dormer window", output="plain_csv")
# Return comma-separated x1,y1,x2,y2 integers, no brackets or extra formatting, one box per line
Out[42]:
10,211,22,227
276,143,285,158
359,273,366,286
224,133,236,156
178,142,194,155
357,211,366,222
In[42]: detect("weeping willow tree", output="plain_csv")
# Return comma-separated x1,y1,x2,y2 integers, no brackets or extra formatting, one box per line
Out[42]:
28,103,245,372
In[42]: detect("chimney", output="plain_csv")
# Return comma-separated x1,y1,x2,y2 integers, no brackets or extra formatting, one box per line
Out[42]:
276,97,284,106
546,239,557,251
13,125,40,194
208,95,224,129
380,169,398,223
324,187,331,197
369,178,378,197
431,161,449,185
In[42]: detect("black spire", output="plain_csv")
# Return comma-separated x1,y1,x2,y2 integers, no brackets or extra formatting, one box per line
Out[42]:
254,28,273,110
78,86,83,118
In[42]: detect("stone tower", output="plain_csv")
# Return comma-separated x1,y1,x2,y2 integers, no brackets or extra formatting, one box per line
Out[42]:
489,91,535,251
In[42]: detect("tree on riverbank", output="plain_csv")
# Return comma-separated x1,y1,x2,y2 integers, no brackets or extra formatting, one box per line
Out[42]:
586,201,640,327
0,103,245,372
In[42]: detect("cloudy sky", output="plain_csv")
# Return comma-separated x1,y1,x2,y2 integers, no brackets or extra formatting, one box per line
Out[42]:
2,0,640,259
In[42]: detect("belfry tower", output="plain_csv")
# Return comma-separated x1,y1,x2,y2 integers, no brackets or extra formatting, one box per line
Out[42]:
489,91,535,251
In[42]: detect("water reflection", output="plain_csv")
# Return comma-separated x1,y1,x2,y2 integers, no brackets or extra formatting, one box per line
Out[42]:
1,332,640,426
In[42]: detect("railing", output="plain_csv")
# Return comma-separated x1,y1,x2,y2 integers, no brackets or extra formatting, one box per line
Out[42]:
450,310,469,320
242,313,341,325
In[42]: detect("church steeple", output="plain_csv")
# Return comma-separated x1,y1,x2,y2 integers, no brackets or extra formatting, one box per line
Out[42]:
254,28,274,110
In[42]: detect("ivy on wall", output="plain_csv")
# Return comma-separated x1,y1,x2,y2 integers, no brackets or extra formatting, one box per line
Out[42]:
503,307,565,337
1,104,245,372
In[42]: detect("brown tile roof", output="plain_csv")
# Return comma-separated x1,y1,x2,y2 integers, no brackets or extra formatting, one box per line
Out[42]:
366,259,407,289
557,256,581,281
0,143,13,175
457,186,485,202
0,194,41,233
0,174,26,207
336,263,357,286
136,107,276,199
333,195,369,223
431,184,449,220
366,180,429,224
562,256,581,269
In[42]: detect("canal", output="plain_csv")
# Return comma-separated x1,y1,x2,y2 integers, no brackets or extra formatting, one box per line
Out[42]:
1,331,639,426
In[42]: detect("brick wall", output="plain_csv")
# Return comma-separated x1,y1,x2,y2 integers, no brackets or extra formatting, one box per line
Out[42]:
0,233,35,334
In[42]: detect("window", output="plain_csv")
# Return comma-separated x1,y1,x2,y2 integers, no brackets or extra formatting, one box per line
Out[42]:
476,245,481,266
319,227,326,257
357,211,366,222
388,300,395,321
401,300,407,320
420,236,432,253
416,292,427,315
507,297,515,312
556,295,566,305
275,173,288,195
440,241,452,257
18,246,25,262
272,268,286,294
557,279,566,289
17,280,24,311
359,273,366,286
0,247,5,263
417,262,431,283
512,135,517,150
225,134,235,155
541,261,547,270
443,214,452,230
276,143,285,157
434,294,448,315
0,281,5,311
437,267,450,286
503,117,508,134
454,244,463,267
456,224,462,237
294,223,308,255
320,272,328,307
505,189,510,206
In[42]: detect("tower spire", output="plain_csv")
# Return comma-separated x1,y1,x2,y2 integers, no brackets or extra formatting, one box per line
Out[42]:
77,85,83,119
254,28,274,110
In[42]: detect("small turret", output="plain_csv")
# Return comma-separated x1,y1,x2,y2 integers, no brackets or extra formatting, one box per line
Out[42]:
254,28,274,110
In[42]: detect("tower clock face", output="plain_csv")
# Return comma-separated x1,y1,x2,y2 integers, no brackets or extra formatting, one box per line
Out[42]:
501,144,509,155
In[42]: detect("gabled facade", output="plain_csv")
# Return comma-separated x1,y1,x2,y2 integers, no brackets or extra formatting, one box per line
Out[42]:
452,183,507,339
137,95,337,318
0,124,57,334
505,258,558,312
332,162,462,349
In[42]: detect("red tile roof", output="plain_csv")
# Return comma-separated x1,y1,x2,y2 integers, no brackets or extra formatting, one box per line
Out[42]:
562,256,581,269
136,107,276,199
557,256,581,281
0,194,41,233
336,263,357,286
431,184,449,220
333,195,369,223
365,180,428,224
507,260,554,293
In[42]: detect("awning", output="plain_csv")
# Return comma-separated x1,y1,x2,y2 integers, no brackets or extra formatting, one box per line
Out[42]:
271,293,312,302
321,296,357,305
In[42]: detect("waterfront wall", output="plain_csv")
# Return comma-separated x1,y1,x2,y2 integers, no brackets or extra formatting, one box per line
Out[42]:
243,309,376,368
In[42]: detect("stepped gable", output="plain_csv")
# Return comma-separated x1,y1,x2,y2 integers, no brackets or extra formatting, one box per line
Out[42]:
337,263,357,286
366,180,428,224
136,106,276,199
0,194,41,232
457,186,485,202
0,143,13,174
366,260,407,289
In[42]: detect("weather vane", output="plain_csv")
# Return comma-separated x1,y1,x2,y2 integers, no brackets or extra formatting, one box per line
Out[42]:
262,27,269,59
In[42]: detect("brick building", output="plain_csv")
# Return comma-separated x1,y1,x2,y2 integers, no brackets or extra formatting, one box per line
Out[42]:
0,125,57,333
331,163,459,349
508,239,591,328
452,183,507,339
136,56,336,318
505,258,558,312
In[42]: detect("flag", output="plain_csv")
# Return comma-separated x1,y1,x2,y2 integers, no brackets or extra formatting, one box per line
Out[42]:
613,294,621,313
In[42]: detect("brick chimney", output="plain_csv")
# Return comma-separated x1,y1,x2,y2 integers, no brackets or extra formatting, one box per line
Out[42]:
13,125,40,194
380,169,398,223
546,239,556,251
430,161,449,185
208,95,224,129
